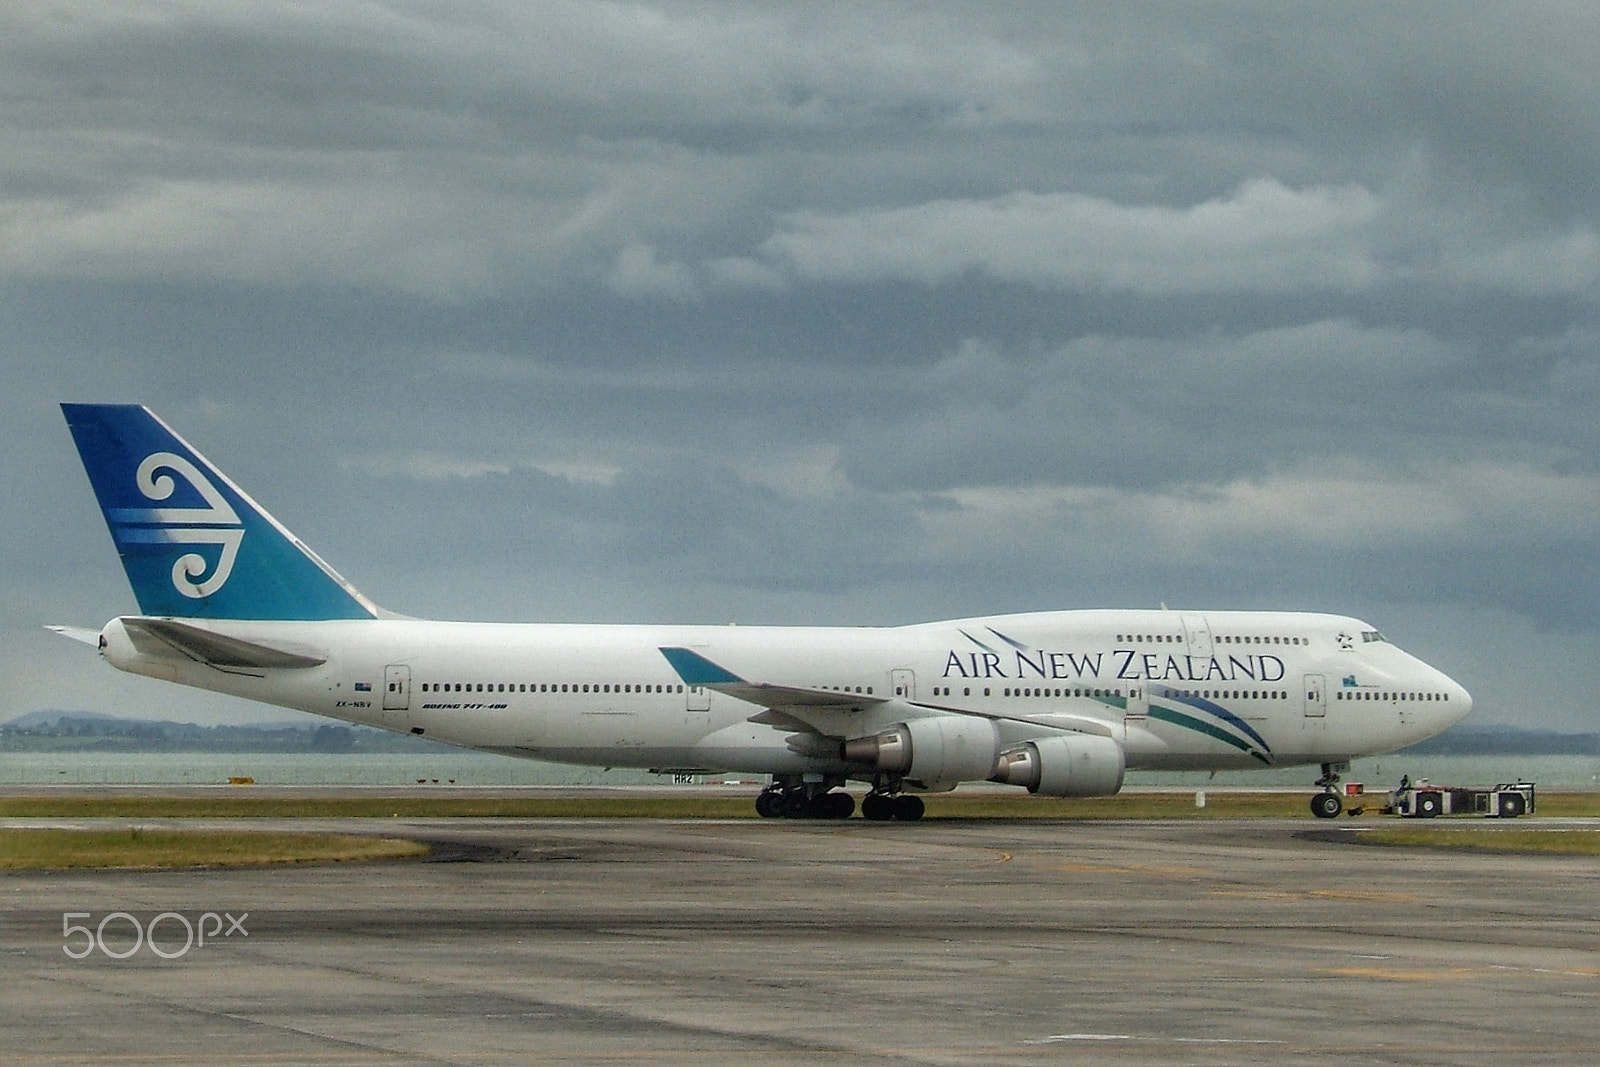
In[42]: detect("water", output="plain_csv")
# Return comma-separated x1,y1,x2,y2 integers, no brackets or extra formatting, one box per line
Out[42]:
0,752,668,787
1,751,1595,789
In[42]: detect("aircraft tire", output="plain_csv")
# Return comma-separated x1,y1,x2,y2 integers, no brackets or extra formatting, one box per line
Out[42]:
754,791,783,818
824,791,856,819
779,792,811,818
861,793,894,821
1310,792,1343,819
893,794,925,822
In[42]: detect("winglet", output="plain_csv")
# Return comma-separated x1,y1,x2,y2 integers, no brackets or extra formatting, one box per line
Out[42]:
658,647,745,686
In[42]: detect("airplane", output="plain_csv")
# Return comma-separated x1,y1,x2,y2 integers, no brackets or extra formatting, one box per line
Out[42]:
51,403,1473,820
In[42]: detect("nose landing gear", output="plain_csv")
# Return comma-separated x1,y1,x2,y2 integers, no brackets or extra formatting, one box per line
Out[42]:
1310,761,1346,818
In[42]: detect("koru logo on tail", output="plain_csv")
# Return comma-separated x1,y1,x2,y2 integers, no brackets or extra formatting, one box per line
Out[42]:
107,452,244,598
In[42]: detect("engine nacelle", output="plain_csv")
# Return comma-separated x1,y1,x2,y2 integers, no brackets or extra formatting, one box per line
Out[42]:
840,717,1001,790
990,734,1125,797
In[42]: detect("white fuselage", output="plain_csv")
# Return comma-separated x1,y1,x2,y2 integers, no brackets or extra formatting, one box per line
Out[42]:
99,608,1471,779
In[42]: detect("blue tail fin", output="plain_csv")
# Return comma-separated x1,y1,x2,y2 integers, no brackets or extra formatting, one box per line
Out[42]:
62,404,379,621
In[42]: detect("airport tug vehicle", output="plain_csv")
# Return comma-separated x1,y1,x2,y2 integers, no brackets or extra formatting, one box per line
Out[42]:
1334,778,1537,818
1386,779,1535,818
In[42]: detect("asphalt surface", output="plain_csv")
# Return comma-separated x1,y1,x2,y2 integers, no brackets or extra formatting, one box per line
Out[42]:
4,813,1600,1064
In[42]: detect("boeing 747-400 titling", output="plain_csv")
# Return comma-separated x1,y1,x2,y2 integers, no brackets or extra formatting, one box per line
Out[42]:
52,404,1471,819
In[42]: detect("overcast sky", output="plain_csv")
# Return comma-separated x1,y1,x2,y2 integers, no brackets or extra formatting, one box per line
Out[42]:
4,2,1598,732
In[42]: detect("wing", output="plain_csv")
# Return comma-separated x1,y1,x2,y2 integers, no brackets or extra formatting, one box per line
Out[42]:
658,646,885,726
657,646,1114,740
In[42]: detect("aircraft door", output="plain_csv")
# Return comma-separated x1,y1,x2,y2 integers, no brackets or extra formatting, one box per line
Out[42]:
383,664,411,712
1123,683,1149,738
685,685,711,713
891,669,916,701
1303,674,1326,718
1182,616,1213,658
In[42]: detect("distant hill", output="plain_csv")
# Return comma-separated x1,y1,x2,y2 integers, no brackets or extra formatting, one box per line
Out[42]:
1398,725,1600,756
5,709,125,730
0,711,454,753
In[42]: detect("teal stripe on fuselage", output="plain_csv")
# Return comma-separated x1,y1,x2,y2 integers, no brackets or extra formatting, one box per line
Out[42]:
1148,705,1271,764
1173,695,1272,754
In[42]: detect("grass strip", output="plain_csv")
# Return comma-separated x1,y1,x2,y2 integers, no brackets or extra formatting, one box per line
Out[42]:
0,828,429,870
1358,827,1600,855
0,796,760,819
1,791,1594,821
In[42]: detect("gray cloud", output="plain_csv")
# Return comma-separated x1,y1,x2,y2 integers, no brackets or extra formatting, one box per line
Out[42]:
3,2,1599,730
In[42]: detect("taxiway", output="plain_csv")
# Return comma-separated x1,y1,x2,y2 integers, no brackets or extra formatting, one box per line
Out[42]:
4,814,1599,1064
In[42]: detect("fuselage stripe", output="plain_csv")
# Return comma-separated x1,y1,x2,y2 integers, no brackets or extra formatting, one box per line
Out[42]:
1147,705,1271,764
1172,695,1273,754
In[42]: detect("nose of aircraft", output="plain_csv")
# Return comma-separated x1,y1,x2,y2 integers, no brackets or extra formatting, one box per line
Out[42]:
1435,672,1473,732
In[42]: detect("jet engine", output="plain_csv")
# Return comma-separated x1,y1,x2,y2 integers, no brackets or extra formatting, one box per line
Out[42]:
989,733,1125,797
839,717,1000,790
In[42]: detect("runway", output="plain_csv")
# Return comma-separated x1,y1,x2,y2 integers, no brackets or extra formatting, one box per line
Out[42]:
4,815,1600,1064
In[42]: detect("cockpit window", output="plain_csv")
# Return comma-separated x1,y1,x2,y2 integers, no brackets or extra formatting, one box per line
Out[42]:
1361,631,1387,643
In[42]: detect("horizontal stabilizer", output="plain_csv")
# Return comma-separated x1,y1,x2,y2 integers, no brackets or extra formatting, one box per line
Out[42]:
45,625,102,647
122,617,326,669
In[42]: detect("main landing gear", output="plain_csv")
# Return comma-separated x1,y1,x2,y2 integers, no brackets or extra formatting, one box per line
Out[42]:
752,778,926,820
754,783,855,820
1310,761,1345,819
860,792,924,822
